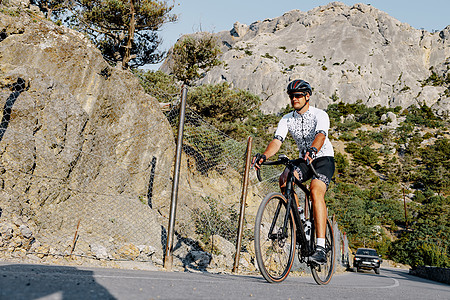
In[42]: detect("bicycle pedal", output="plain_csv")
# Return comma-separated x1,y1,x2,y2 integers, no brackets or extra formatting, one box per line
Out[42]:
307,261,318,269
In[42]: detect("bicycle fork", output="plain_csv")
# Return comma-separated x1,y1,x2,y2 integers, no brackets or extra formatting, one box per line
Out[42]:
267,194,295,241
286,171,315,256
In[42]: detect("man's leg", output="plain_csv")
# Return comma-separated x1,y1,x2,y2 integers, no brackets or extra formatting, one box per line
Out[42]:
309,178,328,264
310,179,327,239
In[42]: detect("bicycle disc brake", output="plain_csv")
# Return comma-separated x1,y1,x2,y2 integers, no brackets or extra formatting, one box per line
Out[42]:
275,228,286,248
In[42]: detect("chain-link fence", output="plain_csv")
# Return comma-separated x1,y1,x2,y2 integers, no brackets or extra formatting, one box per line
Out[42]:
0,79,346,273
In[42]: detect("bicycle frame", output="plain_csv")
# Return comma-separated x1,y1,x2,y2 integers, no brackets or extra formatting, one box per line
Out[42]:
259,156,317,257
284,163,315,256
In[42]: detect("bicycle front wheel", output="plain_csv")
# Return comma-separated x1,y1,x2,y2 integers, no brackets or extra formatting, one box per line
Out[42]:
311,218,335,285
254,192,296,283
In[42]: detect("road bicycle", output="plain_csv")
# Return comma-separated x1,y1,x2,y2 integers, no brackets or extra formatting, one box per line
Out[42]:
254,155,335,284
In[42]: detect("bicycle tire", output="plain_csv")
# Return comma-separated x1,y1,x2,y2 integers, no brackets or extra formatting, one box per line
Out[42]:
311,218,335,285
254,192,296,283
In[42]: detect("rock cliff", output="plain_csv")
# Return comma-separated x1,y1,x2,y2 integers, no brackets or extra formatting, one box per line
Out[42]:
165,2,450,114
0,6,175,261
0,4,251,270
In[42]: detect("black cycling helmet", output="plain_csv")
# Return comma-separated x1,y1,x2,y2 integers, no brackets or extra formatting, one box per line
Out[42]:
286,79,312,95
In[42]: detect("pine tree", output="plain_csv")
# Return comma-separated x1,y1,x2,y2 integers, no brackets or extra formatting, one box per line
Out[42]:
68,0,177,69
170,33,222,84
30,0,67,20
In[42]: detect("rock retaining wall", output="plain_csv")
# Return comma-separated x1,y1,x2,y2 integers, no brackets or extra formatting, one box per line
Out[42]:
410,266,450,285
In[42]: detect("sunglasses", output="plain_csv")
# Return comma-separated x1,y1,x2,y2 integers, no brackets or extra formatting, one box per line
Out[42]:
289,92,307,100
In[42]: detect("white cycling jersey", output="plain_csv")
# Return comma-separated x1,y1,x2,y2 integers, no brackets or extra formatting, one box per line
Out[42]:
274,106,334,158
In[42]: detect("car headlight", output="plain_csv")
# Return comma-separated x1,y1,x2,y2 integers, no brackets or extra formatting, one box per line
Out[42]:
355,258,360,261
373,259,379,262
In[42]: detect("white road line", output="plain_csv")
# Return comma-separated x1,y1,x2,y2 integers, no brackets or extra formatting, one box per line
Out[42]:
347,277,400,289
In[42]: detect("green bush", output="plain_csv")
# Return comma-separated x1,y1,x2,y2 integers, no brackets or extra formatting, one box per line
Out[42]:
390,235,449,268
328,180,408,250
327,101,399,126
389,191,449,267
323,101,448,267
339,132,355,141
187,82,262,139
192,197,242,254
334,152,349,176
134,69,180,103
335,119,361,131
345,142,360,154
402,104,444,128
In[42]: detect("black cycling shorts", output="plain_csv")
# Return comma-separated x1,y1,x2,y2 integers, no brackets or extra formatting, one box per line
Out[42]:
294,156,335,189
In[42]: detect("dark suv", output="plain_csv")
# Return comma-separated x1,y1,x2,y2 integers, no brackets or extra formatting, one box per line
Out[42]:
353,248,382,274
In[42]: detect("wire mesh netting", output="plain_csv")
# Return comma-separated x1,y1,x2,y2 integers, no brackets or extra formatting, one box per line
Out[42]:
0,79,345,273
0,76,174,266
163,106,251,270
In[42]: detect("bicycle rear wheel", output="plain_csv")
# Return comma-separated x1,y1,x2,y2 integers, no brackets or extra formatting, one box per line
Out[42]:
311,218,335,285
254,192,296,283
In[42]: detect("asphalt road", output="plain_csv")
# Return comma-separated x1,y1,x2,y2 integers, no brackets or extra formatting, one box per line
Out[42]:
0,262,449,300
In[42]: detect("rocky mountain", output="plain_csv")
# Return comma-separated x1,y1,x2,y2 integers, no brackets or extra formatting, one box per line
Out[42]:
165,2,450,114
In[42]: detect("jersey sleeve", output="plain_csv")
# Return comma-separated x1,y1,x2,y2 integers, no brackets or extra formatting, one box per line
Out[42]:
273,115,289,142
315,109,330,137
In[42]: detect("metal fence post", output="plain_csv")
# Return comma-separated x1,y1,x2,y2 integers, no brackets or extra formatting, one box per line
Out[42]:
164,85,188,270
232,136,253,273
147,156,157,208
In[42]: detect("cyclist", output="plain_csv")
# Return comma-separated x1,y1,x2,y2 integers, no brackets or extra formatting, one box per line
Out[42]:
253,79,335,265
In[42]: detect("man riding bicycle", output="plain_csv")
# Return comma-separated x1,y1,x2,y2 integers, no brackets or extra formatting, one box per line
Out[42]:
253,79,335,265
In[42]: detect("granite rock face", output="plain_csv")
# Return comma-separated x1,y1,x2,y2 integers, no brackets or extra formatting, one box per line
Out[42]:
0,7,175,260
163,2,449,114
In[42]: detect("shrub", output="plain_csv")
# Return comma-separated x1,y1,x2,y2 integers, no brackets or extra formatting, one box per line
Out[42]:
327,101,397,126
402,104,444,128
171,33,222,84
134,69,180,103
192,196,241,253
335,119,361,131
262,53,274,59
334,152,349,176
339,132,355,141
187,82,261,138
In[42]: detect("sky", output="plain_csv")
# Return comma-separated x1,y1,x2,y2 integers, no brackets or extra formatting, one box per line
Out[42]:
150,0,450,70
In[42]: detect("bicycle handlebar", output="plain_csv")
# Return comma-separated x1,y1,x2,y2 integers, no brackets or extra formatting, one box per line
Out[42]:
256,155,320,182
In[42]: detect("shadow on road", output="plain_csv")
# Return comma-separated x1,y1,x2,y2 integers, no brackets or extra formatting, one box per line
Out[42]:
0,263,116,299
